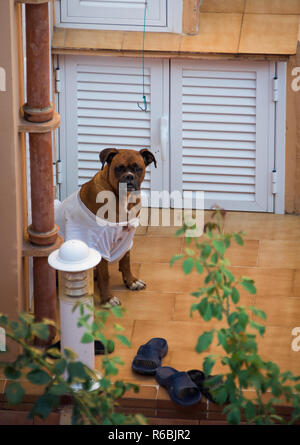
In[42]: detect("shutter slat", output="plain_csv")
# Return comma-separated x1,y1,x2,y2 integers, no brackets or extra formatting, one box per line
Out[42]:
78,82,151,94
183,155,255,168
77,91,150,103
78,99,151,111
78,108,151,120
183,113,256,124
183,104,255,115
183,121,255,133
183,69,256,79
183,131,255,142
78,117,150,129
183,148,255,159
183,182,255,193
78,126,150,138
183,76,256,89
183,173,255,185
183,86,256,98
182,163,255,176
183,139,255,150
183,95,256,107
77,72,151,85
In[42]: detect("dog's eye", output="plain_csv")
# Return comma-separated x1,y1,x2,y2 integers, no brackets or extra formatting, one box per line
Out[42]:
130,163,142,173
115,165,125,174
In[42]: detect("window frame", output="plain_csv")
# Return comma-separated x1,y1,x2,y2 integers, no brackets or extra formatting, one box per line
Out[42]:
54,0,183,33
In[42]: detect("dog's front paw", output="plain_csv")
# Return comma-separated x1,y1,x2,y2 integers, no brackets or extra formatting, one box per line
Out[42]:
108,296,121,306
127,279,146,291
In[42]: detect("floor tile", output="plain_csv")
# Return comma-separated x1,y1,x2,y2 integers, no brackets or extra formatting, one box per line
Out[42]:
109,262,142,291
229,267,294,299
254,296,300,328
132,237,183,263
258,241,300,268
139,263,204,293
224,212,300,241
292,270,300,297
146,209,213,237
100,316,135,344
173,292,252,324
256,326,293,365
226,240,259,267
131,320,205,352
112,291,176,322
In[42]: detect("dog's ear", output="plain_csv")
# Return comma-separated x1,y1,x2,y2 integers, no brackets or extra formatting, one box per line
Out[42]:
99,148,119,170
140,149,157,168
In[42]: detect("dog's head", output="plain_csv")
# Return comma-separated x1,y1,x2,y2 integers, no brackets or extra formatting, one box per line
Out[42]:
99,148,157,193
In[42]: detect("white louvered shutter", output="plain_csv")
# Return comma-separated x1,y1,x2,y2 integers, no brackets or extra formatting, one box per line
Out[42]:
61,56,166,201
170,60,274,212
59,0,167,28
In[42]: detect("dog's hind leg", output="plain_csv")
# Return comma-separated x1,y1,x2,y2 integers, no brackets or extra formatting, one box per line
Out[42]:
119,250,146,291
96,259,120,306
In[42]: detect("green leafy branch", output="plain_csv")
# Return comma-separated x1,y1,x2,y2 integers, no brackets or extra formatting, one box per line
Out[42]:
171,209,300,425
0,305,146,425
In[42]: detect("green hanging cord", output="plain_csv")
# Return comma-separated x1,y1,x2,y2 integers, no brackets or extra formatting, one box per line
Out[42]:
137,0,147,113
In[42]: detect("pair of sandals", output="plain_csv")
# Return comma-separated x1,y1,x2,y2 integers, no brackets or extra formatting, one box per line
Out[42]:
132,338,225,407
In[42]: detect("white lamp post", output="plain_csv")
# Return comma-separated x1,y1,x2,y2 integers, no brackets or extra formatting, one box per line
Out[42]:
48,240,101,374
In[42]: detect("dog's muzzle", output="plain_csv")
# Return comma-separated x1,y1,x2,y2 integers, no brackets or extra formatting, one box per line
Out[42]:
119,173,139,191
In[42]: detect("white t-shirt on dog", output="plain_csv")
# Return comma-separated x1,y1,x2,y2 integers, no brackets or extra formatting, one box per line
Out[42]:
55,191,139,263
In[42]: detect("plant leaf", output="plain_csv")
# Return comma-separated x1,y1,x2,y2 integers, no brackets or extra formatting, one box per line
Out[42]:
213,240,225,256
240,279,256,295
234,234,244,246
170,254,184,267
26,369,51,385
31,323,50,341
81,332,94,344
182,257,194,275
4,365,21,381
227,406,241,425
231,288,240,304
196,330,214,353
5,382,25,405
195,260,204,274
116,335,131,347
250,306,266,320
203,356,215,376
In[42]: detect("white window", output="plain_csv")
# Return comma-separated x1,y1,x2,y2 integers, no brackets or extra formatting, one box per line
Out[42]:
55,0,183,33
57,56,286,213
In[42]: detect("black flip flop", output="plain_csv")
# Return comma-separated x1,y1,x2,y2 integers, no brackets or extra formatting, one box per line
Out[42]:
132,338,168,375
187,369,229,404
46,339,109,358
155,366,202,406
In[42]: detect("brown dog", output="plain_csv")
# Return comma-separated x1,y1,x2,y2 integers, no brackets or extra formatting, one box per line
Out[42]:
79,147,157,306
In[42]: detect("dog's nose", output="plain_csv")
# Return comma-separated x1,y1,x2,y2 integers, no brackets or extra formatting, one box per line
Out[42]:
124,174,134,183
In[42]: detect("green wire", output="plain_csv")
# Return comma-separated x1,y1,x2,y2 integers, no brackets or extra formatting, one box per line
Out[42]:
137,0,147,113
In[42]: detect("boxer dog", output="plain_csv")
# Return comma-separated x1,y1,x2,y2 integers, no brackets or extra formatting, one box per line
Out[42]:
55,148,157,306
